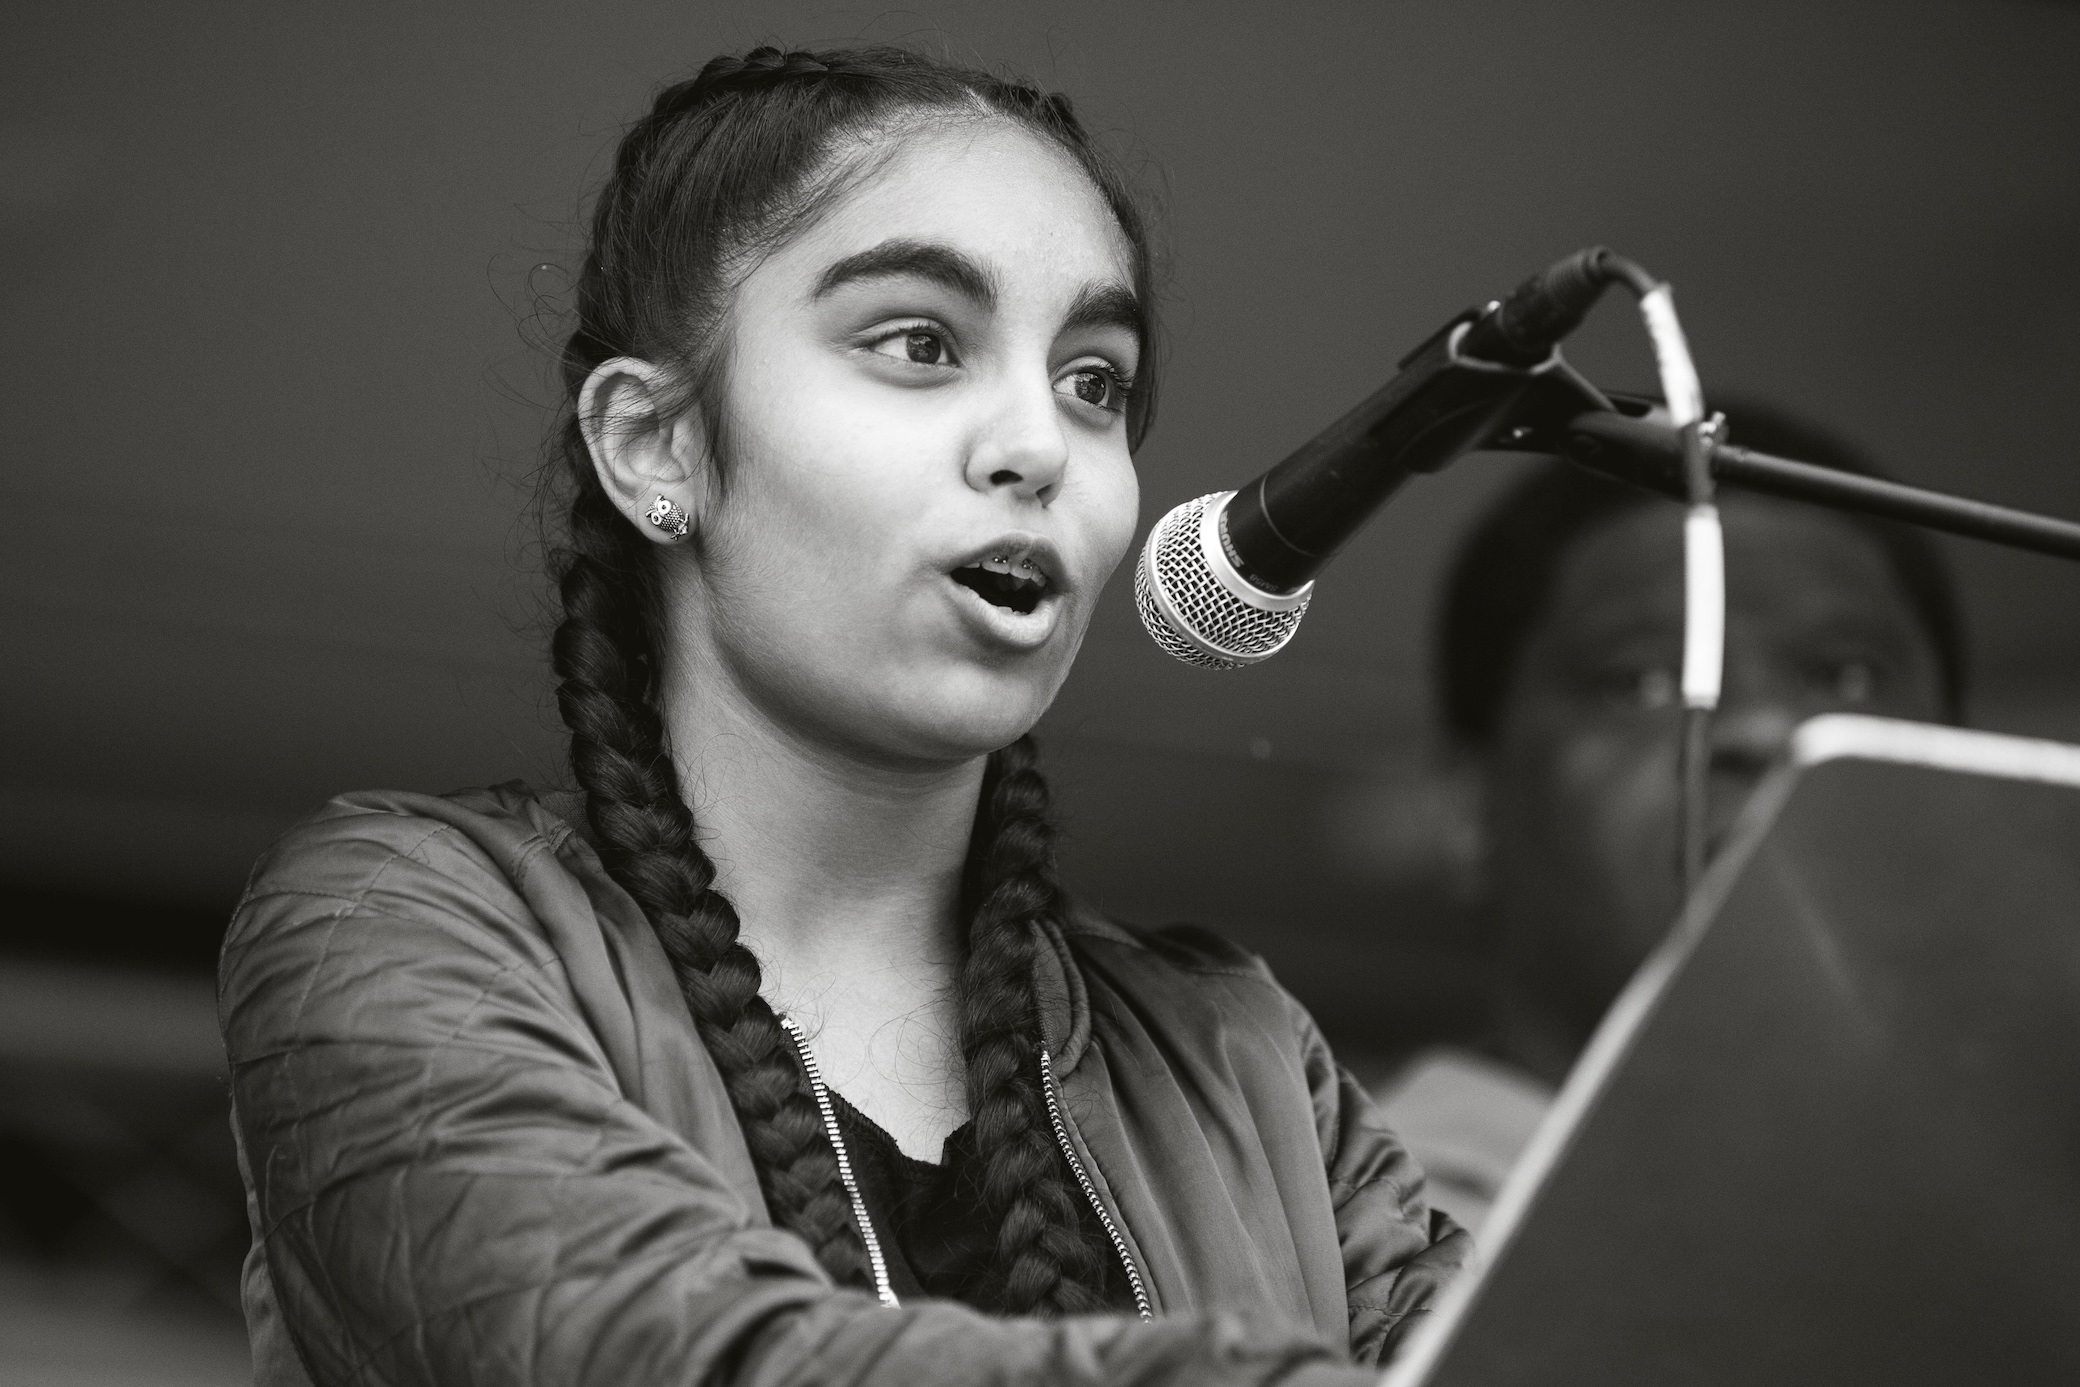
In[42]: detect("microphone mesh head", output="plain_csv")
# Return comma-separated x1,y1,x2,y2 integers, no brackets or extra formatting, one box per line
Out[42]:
1135,491,1311,669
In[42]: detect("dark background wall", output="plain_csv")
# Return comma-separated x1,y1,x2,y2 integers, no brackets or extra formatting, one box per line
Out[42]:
4,0,2078,1050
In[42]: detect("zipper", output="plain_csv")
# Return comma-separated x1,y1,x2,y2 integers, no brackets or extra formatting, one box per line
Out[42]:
777,1017,1151,1322
1040,1047,1154,1322
778,1014,901,1308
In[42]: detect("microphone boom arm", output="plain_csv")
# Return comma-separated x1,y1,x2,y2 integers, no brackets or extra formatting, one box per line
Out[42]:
1496,386,2080,564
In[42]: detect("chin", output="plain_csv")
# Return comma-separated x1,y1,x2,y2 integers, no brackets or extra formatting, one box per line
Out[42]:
871,664,1062,764
900,698,1051,763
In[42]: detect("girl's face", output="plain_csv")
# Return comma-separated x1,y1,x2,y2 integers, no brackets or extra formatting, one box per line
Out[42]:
668,120,1142,767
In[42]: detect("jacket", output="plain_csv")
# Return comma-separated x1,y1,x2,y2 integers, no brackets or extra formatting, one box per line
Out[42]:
219,783,1471,1386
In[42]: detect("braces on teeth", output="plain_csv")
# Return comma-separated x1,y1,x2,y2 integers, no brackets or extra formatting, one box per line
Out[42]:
970,554,1045,583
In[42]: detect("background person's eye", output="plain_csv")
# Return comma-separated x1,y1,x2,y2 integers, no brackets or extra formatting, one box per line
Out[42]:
1633,667,1677,711
1817,658,1878,704
1589,664,1677,712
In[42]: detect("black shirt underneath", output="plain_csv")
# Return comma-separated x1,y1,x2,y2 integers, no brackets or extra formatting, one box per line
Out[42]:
827,1089,1131,1313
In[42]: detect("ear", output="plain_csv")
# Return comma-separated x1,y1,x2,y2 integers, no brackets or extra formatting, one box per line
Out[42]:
577,356,714,546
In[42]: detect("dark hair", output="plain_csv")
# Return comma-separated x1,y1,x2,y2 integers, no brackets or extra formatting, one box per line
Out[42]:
1438,397,1968,744
544,46,1153,1314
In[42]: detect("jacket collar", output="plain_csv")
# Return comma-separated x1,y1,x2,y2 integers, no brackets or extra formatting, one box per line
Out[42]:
1031,910,1093,1075
541,784,1099,1077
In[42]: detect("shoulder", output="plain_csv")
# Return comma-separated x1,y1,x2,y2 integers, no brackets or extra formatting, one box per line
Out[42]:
222,782,587,984
1059,901,1282,982
239,782,572,901
217,783,619,1065
1056,901,1310,1037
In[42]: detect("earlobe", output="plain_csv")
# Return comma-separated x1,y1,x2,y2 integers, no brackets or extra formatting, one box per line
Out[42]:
578,356,711,545
643,494,692,540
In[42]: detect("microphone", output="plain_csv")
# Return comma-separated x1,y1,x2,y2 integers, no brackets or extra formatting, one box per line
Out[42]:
1136,248,1627,668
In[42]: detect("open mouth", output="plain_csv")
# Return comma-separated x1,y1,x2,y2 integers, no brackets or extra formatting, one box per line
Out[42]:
952,553,1050,616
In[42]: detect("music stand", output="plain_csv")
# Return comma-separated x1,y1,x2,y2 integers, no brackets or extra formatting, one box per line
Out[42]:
1385,713,2080,1387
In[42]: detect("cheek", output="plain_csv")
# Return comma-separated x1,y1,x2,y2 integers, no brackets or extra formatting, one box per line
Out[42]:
1878,649,1950,723
1505,714,1679,887
1078,449,1140,585
718,372,931,573
1498,717,1688,985
1554,723,1675,823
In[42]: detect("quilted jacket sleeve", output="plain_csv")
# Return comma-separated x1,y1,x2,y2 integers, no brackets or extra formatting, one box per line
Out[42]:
220,802,1379,1387
1299,1009,1476,1366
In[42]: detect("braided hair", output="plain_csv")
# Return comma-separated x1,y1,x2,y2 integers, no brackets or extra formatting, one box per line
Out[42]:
544,45,1155,1314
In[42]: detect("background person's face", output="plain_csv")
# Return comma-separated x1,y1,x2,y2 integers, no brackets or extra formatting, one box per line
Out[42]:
1484,493,1949,1058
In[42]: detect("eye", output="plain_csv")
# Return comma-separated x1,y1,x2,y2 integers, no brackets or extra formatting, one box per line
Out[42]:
865,323,958,369
1590,664,1676,712
1055,363,1131,413
1818,659,1878,704
902,330,946,365
1632,667,1677,711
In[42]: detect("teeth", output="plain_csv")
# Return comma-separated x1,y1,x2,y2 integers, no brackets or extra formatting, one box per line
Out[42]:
965,553,1047,586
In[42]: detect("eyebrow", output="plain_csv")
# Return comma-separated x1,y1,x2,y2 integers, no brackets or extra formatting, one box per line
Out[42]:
1061,281,1144,341
813,238,998,309
811,237,1143,347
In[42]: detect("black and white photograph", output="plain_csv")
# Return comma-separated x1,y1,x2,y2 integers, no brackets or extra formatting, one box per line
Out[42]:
4,3,2078,1383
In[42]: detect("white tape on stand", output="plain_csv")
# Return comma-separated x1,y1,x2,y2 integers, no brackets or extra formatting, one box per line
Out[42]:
1682,504,1724,709
1640,285,1703,428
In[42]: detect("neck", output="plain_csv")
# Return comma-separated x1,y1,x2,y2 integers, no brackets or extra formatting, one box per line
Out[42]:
660,662,984,1022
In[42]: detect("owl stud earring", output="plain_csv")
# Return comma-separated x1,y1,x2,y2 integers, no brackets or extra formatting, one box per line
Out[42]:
644,494,690,541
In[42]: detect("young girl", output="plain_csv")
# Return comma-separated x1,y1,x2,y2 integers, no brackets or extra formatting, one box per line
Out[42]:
219,46,1468,1386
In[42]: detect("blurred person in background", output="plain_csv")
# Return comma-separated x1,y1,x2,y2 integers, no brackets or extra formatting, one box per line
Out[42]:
1375,399,1967,1233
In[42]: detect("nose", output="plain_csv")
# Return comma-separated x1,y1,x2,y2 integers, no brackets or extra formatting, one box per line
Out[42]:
1707,700,1801,783
964,375,1068,504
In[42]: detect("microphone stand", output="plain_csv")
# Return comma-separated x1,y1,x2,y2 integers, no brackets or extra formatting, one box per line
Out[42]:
1495,378,2080,564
